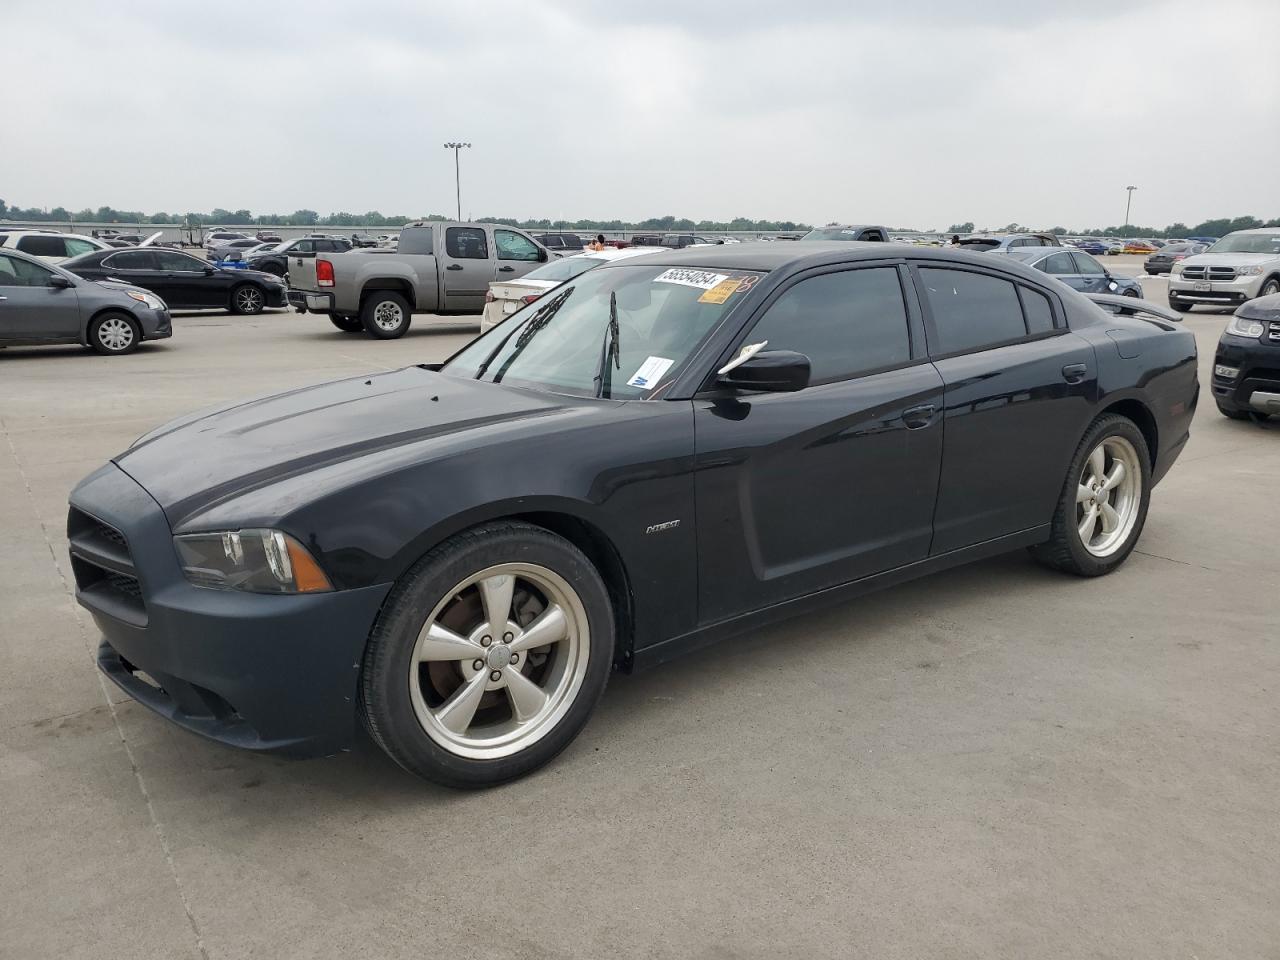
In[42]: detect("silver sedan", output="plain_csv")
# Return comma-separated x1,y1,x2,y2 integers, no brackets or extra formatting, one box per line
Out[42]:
0,248,173,355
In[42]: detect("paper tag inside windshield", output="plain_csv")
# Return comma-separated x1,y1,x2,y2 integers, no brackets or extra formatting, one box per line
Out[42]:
654,268,727,290
698,278,742,304
627,356,675,390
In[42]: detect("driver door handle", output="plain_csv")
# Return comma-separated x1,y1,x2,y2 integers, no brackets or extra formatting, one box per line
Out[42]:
446,264,463,271
1062,363,1088,384
498,266,515,272
902,403,936,429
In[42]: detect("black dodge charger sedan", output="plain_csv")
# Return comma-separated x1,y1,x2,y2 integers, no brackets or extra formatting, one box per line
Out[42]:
61,247,286,314
68,244,1198,787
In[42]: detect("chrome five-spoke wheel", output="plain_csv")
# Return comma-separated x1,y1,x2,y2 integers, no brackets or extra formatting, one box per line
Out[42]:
409,563,589,759
1076,436,1142,557
360,521,613,787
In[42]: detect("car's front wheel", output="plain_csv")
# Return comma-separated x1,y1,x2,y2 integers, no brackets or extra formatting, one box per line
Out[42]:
1259,277,1280,299
88,312,140,355
1031,414,1151,576
230,284,265,315
360,521,614,788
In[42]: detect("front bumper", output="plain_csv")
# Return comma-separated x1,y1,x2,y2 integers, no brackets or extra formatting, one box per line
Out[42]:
263,286,288,308
287,289,334,314
1169,273,1266,305
138,306,173,341
1212,332,1280,413
69,463,391,757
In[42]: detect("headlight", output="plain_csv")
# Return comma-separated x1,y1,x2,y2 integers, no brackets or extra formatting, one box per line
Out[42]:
1235,265,1263,277
127,290,165,310
1170,265,1183,275
174,529,333,594
1225,315,1266,338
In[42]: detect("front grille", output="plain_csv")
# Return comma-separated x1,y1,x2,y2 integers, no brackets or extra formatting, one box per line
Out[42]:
1269,321,1280,343
1180,265,1236,281
67,507,147,625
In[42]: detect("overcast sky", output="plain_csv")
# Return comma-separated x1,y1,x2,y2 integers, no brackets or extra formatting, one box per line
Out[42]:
5,0,1278,229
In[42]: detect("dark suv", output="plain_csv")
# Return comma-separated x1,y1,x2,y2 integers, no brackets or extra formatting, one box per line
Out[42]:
1211,294,1280,419
534,233,585,254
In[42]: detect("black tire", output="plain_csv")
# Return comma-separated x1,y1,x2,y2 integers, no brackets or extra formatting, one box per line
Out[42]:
1168,297,1191,314
329,314,364,333
87,312,141,356
1216,402,1251,421
1123,288,1139,298
230,283,265,315
360,521,614,788
360,290,412,339
1030,414,1151,577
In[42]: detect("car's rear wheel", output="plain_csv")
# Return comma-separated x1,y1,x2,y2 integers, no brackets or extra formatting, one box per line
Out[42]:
360,521,614,788
1031,415,1150,577
88,312,140,356
360,291,411,339
329,314,364,333
230,284,265,315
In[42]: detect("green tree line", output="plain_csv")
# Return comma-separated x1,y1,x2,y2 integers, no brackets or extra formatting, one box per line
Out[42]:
0,200,807,233
945,215,1280,238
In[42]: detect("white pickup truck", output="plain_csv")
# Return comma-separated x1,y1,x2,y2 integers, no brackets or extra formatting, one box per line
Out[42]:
286,221,553,338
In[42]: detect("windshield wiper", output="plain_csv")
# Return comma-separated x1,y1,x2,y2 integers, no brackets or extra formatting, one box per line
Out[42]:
474,286,574,382
593,291,620,399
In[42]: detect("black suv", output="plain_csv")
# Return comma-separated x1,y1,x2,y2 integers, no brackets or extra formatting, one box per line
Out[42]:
1212,294,1280,420
534,233,585,254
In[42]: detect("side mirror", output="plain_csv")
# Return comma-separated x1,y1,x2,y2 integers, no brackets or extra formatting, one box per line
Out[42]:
204,266,215,275
538,248,549,262
48,274,73,289
716,350,810,393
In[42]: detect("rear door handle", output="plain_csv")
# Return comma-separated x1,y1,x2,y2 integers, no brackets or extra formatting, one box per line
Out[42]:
498,265,515,273
1062,363,1088,384
902,403,936,429
446,264,463,271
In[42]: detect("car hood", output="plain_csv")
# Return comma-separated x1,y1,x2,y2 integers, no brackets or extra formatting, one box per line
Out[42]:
1180,252,1279,267
490,279,560,299
114,366,579,529
1236,293,1280,322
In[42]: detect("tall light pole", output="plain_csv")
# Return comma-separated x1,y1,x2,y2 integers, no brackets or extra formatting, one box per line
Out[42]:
443,142,471,221
1124,185,1137,230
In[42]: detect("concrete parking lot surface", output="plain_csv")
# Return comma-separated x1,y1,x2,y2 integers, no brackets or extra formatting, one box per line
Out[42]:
2,258,1277,959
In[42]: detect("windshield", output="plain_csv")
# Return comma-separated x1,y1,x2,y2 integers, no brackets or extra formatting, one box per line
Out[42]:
1207,233,1280,255
443,263,764,399
521,256,607,283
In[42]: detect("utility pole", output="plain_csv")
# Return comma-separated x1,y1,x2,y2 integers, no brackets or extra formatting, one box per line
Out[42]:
1124,185,1137,230
443,142,471,221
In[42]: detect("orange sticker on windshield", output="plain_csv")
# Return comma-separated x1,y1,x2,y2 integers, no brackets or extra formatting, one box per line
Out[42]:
698,278,742,304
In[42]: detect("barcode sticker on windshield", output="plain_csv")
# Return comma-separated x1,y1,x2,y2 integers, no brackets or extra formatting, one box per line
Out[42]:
653,268,728,290
627,356,675,390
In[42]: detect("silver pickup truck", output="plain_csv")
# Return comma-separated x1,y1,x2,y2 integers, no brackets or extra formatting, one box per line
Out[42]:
286,221,553,338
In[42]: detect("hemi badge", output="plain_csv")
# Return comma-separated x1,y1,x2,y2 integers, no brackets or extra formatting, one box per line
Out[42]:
645,520,681,535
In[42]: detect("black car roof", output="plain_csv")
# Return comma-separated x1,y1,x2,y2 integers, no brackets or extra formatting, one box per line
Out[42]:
596,241,1056,275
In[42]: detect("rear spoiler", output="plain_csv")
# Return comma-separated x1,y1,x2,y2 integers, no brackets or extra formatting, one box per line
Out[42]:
1085,293,1183,323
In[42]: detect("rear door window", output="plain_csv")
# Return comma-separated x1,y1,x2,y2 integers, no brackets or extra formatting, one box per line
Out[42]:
918,267,1029,355
15,235,68,258
1042,252,1077,275
103,251,158,270
446,227,488,259
155,251,207,271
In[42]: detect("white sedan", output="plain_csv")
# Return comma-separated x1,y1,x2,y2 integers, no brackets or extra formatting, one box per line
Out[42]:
480,246,664,332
